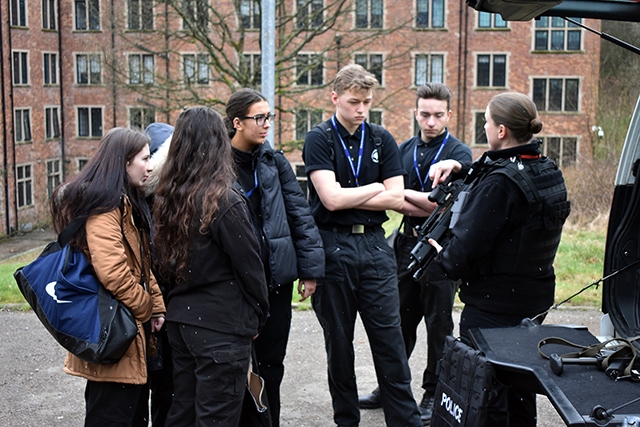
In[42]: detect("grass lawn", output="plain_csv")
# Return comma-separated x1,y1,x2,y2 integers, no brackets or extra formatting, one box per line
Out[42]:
1,215,606,311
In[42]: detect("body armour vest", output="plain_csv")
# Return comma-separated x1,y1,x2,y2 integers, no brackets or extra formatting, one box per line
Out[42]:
476,156,571,277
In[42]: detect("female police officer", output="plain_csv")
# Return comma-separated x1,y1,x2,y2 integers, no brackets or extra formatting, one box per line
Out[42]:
428,92,571,426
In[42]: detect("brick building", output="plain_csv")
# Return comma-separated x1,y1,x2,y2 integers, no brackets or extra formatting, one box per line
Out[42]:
0,0,600,236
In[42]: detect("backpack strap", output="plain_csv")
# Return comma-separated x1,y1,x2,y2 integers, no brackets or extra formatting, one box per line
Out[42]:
58,217,88,247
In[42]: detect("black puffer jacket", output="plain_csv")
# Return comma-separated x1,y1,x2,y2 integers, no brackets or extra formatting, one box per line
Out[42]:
235,144,325,289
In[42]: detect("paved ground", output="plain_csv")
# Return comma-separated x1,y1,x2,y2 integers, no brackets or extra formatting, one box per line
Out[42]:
0,229,606,426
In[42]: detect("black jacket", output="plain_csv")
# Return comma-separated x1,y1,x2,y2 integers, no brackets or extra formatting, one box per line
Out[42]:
166,189,270,336
436,142,569,316
234,144,325,289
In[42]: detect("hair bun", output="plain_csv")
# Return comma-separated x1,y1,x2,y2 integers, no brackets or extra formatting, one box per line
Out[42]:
529,118,543,134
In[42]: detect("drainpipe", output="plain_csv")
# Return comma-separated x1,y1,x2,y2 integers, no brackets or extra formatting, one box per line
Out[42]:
57,0,66,181
5,8,18,234
110,0,117,127
0,2,10,234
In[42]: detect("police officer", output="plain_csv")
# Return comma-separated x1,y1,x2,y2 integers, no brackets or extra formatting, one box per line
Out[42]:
359,83,471,426
303,64,423,427
428,92,570,426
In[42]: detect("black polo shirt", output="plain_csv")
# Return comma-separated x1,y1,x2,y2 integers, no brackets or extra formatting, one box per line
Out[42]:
398,129,472,227
303,117,405,227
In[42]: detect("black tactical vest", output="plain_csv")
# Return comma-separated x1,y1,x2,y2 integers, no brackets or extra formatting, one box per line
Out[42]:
476,156,571,277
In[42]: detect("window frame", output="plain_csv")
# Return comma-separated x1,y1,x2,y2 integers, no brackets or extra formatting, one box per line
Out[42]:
296,0,324,29
474,111,488,146
540,135,578,167
75,53,102,85
414,53,444,86
14,108,33,143
415,0,445,29
477,11,507,29
74,0,101,31
476,53,507,88
43,52,58,85
183,53,210,86
239,0,260,30
534,16,582,52
242,53,262,86
355,53,383,86
129,107,156,131
12,50,29,86
46,159,62,198
127,0,154,30
16,163,34,209
77,106,104,138
11,0,28,27
532,77,580,112
355,0,384,29
295,108,323,141
129,53,155,85
296,53,324,86
44,106,61,139
42,0,57,30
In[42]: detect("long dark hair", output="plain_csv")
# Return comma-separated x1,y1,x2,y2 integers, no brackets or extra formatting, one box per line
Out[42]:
50,127,150,249
152,107,236,282
223,88,267,139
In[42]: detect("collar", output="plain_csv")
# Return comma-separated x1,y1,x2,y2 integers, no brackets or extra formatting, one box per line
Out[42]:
418,128,449,148
486,141,542,161
333,117,364,139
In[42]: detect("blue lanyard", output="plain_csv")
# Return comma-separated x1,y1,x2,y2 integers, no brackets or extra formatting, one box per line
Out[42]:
413,130,449,192
246,168,259,197
332,116,365,187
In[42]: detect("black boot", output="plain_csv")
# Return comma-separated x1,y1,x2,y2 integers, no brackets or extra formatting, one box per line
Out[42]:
419,393,435,426
358,386,381,409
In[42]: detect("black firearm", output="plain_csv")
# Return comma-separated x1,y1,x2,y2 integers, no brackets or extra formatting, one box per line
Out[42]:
407,157,488,280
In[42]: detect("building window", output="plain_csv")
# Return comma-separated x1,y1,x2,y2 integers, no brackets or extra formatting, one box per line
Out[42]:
476,54,506,87
296,109,323,141
12,51,29,85
16,164,33,208
75,0,100,30
355,53,383,85
356,0,383,29
43,53,58,85
129,54,154,85
294,164,309,198
77,107,103,137
128,0,154,30
296,54,323,86
45,107,61,139
478,11,506,29
78,158,89,171
242,53,261,85
533,78,579,112
130,107,155,131
15,109,32,143
541,136,578,167
183,54,209,85
474,111,487,145
416,0,444,29
297,0,323,29
183,0,208,29
46,159,62,198
76,54,101,85
535,17,581,51
11,0,28,27
414,54,444,86
240,0,260,29
42,0,57,30
369,109,382,125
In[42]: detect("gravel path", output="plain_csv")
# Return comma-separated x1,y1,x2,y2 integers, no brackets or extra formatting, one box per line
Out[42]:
0,306,605,426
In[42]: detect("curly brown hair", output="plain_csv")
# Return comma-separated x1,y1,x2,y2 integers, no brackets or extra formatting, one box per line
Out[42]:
152,107,236,282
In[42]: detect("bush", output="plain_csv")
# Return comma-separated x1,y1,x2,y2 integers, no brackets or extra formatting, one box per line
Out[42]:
562,156,617,229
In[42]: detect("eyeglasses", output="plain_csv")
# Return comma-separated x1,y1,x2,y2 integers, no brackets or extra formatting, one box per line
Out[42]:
239,113,276,127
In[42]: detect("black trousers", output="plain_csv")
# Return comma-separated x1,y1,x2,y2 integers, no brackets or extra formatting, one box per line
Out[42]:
313,227,422,427
165,322,251,427
85,380,146,427
254,282,294,427
459,304,539,427
395,232,457,396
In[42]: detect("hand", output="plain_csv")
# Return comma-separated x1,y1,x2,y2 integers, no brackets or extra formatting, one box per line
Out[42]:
429,160,462,188
150,316,165,333
428,238,443,253
298,279,317,302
